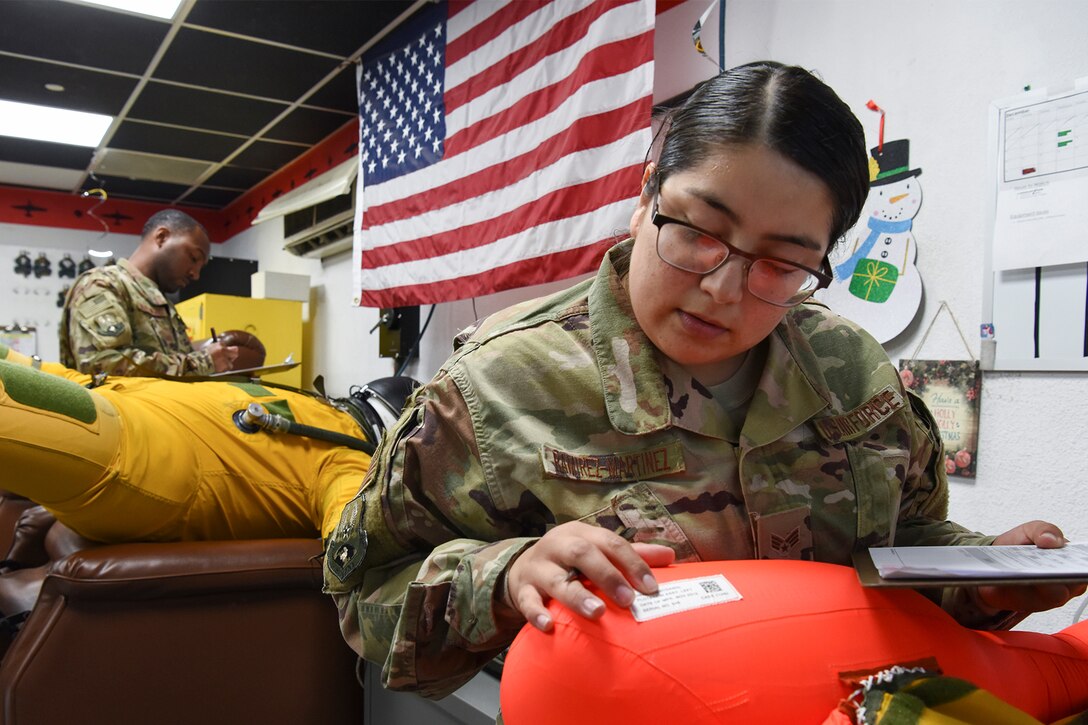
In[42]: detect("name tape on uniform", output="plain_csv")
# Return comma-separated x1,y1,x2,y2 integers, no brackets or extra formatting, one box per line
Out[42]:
630,574,743,622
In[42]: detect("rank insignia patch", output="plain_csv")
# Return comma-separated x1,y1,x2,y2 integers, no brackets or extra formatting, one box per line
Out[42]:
325,494,367,584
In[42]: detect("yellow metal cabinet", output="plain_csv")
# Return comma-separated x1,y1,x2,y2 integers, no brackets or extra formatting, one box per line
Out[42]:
176,293,303,387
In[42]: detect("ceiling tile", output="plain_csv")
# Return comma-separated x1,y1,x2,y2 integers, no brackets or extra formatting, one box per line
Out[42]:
265,108,354,145
154,27,342,102
92,148,213,186
0,160,84,191
184,0,416,57
0,0,168,74
129,81,287,136
206,165,272,190
109,121,245,162
304,64,359,114
90,175,191,204
0,137,94,170
230,141,306,171
0,55,137,116
182,187,243,208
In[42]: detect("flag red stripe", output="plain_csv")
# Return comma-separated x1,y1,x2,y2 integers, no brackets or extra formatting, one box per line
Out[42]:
366,96,650,227
445,32,652,158
357,238,615,307
447,1,475,21
361,165,640,270
445,0,635,113
445,1,549,66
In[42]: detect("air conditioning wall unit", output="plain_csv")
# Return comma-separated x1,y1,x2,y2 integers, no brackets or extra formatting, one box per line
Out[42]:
282,180,355,259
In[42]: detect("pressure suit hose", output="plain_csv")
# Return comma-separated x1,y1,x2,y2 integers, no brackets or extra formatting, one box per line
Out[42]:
235,402,376,455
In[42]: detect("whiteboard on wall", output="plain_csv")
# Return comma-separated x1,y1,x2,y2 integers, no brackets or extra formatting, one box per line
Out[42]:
983,79,1088,371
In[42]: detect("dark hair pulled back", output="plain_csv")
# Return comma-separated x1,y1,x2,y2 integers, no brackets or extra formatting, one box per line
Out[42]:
649,61,869,248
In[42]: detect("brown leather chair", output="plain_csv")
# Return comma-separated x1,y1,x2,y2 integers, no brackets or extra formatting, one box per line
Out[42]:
0,508,364,725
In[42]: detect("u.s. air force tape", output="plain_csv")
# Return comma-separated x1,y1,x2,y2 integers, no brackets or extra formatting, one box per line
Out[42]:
813,385,905,443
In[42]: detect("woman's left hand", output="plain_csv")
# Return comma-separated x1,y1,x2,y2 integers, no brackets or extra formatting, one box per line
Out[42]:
974,520,1087,613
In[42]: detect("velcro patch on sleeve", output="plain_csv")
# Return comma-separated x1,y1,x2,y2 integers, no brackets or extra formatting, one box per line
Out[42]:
0,361,97,424
325,493,368,586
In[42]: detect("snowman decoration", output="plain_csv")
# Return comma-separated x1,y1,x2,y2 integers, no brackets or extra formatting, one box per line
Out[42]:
818,138,924,343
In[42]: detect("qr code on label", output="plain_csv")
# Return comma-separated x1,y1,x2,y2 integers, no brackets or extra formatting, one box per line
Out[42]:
630,574,742,622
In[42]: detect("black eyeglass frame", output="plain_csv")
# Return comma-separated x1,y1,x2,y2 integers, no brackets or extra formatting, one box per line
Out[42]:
649,196,833,308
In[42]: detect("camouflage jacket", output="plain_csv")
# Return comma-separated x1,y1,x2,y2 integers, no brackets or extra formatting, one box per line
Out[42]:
59,258,213,376
324,241,994,699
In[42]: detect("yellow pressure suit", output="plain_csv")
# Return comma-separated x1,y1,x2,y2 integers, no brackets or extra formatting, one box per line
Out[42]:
0,344,370,543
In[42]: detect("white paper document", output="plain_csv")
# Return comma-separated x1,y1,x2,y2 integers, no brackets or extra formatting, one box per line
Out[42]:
869,543,1088,579
629,574,742,622
991,88,1088,271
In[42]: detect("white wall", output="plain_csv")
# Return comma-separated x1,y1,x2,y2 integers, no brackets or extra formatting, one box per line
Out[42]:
217,217,591,396
0,222,139,361
219,220,394,392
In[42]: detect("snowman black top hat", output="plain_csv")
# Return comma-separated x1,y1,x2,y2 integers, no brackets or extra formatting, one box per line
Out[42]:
869,139,922,186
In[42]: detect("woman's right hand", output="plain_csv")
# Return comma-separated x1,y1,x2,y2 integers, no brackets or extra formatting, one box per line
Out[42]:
503,521,675,632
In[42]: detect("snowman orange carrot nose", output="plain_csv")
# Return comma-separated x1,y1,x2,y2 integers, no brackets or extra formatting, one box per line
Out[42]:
890,193,909,203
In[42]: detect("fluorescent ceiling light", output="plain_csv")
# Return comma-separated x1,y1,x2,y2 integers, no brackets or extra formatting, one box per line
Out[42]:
77,0,182,20
0,100,112,147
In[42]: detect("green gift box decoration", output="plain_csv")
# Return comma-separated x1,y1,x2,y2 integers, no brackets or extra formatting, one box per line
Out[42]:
849,259,898,303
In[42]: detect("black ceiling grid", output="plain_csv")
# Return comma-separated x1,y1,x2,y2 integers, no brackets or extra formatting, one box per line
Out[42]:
0,0,418,210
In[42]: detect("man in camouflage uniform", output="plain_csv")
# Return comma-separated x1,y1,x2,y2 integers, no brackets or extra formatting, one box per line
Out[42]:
0,342,370,542
323,242,1016,699
59,209,238,376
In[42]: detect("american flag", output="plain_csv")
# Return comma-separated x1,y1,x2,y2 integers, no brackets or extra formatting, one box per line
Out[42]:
352,0,655,308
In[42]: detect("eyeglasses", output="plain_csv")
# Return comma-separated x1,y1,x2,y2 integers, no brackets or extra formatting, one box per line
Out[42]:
650,195,832,307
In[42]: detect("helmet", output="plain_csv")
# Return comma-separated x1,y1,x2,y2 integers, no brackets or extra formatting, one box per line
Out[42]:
340,376,421,446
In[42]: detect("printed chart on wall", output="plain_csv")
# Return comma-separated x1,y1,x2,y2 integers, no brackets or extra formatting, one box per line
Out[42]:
984,80,1088,370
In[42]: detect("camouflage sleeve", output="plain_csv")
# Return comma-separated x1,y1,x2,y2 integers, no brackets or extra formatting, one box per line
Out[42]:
62,277,214,376
893,389,1017,628
895,390,990,547
324,371,536,699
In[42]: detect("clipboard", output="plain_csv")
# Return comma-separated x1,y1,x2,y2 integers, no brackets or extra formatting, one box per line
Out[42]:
853,548,1088,588
209,360,301,378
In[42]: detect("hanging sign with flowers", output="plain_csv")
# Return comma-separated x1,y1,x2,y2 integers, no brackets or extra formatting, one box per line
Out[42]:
897,301,981,478
898,360,981,478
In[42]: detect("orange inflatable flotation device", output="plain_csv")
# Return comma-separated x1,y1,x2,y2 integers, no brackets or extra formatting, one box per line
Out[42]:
500,560,1088,724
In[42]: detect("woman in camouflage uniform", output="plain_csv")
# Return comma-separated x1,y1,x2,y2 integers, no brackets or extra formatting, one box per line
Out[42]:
324,61,1085,699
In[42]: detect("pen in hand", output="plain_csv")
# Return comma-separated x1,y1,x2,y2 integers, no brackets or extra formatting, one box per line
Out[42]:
211,327,218,343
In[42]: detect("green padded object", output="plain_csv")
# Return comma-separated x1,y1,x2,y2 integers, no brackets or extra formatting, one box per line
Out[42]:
0,361,97,424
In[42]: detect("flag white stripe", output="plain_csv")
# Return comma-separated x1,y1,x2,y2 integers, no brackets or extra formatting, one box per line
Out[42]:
446,0,599,89
357,197,633,290
446,1,650,132
444,0,514,43
365,128,649,247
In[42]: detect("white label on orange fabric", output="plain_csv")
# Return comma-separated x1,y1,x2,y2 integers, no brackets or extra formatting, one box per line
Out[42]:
629,575,742,622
